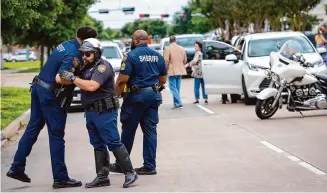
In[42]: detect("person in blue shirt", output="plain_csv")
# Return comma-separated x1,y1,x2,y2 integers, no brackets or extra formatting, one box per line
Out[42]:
59,38,138,189
110,30,167,175
6,26,97,189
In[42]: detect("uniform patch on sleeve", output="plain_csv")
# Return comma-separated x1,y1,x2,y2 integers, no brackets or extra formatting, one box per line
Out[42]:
97,64,106,73
121,63,126,70
73,57,81,68
57,44,65,52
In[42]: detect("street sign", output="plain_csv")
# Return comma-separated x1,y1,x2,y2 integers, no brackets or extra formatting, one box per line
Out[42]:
122,7,135,12
98,9,109,14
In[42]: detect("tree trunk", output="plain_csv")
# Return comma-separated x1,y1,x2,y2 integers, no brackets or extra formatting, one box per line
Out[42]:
40,45,44,68
47,46,51,57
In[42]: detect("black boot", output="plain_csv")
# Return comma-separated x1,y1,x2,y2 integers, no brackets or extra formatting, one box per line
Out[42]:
109,163,123,173
85,150,110,188
113,145,138,188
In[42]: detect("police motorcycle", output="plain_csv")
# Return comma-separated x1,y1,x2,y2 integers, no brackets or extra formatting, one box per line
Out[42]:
255,40,327,119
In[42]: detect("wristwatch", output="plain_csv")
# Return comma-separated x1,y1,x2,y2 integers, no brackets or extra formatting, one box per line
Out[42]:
71,76,76,82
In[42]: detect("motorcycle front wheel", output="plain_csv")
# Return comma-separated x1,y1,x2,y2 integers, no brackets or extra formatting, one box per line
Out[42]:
255,97,279,119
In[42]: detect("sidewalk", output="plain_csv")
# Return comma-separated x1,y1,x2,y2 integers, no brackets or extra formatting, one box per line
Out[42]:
1,71,37,88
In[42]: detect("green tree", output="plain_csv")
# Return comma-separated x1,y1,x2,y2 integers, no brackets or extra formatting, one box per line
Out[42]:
121,19,168,38
1,0,64,44
16,0,96,67
193,0,321,36
171,2,210,35
99,28,121,40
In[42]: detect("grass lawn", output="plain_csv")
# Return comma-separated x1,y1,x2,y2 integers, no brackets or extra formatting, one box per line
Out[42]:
18,67,40,73
1,87,31,130
4,61,40,69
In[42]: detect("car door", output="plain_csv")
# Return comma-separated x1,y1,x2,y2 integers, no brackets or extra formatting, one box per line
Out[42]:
202,41,243,94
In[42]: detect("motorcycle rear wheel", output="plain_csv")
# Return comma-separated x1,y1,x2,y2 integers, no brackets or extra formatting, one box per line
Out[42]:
255,97,279,119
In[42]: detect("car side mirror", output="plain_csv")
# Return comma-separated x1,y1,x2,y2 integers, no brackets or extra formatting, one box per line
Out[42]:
276,43,281,51
225,54,238,63
317,47,327,55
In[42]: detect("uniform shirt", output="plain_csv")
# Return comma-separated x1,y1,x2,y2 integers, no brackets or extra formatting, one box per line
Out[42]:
38,39,81,84
81,58,115,106
120,44,167,88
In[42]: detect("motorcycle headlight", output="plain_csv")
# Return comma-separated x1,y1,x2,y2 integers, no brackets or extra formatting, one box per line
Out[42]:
280,78,286,85
271,73,279,82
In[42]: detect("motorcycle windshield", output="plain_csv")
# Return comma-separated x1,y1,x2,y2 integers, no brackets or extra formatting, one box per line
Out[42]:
279,39,315,61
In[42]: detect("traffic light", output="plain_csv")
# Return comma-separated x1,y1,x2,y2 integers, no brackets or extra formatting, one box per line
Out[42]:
139,14,150,18
183,13,188,18
161,14,169,18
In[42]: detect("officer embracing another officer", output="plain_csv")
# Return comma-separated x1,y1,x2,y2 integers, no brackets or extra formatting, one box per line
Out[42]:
6,26,97,189
59,38,138,188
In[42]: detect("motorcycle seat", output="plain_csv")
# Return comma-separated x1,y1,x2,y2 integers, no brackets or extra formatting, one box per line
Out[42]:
315,73,327,82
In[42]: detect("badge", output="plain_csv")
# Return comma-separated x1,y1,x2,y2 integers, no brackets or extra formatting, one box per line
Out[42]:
98,64,106,73
73,57,81,68
121,63,126,70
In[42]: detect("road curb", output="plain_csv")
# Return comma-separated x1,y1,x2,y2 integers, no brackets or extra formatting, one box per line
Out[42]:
1,109,31,147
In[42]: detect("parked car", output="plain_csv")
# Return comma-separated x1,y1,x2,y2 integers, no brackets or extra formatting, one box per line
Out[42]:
69,41,123,110
159,34,205,76
5,50,37,62
201,31,327,105
148,44,161,52
112,39,127,54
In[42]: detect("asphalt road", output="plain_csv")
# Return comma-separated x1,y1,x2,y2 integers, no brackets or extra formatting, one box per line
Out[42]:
1,78,327,191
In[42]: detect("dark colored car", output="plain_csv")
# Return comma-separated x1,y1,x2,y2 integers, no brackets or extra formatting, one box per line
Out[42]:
160,34,205,77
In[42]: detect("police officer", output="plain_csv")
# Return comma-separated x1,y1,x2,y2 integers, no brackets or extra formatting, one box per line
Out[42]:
59,38,138,188
110,30,167,175
6,27,98,189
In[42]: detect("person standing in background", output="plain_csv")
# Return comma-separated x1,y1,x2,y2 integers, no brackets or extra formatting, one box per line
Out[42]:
315,23,327,66
164,36,187,109
185,41,208,104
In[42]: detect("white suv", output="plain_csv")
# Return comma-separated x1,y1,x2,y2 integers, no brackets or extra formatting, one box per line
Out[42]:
202,32,327,105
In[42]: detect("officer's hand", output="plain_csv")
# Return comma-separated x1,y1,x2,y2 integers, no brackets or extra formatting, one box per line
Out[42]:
59,71,75,82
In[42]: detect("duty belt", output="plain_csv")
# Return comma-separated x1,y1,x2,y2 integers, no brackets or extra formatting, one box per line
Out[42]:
85,97,119,113
127,86,154,93
127,85,165,93
32,76,53,90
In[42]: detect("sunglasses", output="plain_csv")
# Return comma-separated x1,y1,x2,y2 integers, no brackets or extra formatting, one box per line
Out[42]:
81,51,92,57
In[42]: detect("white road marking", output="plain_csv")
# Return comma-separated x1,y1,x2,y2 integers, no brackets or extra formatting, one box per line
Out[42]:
298,162,326,175
288,155,300,162
261,141,326,176
196,104,215,114
260,141,284,153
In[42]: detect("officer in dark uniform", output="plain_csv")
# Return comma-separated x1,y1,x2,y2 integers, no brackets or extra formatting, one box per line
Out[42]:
59,38,138,188
6,26,98,189
110,30,167,175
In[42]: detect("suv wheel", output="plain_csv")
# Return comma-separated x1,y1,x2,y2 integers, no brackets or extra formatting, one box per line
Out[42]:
242,75,256,105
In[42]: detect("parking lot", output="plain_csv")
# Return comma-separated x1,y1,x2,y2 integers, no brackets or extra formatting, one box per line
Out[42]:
1,78,327,191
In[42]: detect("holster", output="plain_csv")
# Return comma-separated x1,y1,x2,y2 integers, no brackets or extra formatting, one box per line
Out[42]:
86,96,120,114
31,76,74,111
52,84,75,110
